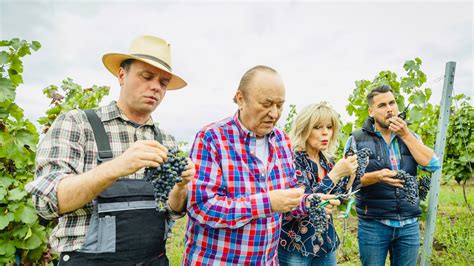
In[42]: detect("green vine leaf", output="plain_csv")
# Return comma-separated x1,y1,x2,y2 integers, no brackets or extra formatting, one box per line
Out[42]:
14,204,38,224
0,212,14,230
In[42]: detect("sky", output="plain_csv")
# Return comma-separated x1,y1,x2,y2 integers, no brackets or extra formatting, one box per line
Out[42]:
1,0,472,147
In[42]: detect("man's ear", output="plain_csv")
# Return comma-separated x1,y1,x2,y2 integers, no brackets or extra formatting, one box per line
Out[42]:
368,105,374,118
118,67,126,86
235,90,245,110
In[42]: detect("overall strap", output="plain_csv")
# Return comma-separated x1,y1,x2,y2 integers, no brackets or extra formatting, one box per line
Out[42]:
84,109,113,163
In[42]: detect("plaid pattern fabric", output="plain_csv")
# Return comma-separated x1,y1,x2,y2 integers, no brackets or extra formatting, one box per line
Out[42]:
25,101,178,252
345,126,440,228
183,112,305,265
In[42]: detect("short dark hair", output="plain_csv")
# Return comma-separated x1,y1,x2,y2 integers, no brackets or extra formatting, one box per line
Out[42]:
120,59,135,72
233,65,278,103
367,85,393,106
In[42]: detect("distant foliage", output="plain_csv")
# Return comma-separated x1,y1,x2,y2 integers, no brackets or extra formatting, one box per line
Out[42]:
0,38,109,264
0,38,46,264
38,78,109,133
343,58,473,185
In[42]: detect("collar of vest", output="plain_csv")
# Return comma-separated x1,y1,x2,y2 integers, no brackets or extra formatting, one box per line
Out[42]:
362,117,378,135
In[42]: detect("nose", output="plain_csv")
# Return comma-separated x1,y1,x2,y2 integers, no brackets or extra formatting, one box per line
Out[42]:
151,79,166,92
321,127,329,135
386,104,394,113
268,105,279,119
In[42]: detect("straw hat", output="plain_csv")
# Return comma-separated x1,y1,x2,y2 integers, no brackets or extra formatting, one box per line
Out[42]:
102,35,187,90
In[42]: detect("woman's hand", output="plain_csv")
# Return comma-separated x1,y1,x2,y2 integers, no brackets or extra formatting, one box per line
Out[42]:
328,155,358,182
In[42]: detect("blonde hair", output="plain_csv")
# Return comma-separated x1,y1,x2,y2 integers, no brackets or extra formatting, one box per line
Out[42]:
289,102,340,158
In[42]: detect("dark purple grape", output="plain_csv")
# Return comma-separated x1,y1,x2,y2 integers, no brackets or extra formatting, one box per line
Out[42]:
345,147,372,181
418,175,431,201
395,170,418,206
144,148,187,212
307,194,328,241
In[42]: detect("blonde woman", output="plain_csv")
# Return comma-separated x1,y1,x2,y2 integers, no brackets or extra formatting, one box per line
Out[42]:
279,102,358,266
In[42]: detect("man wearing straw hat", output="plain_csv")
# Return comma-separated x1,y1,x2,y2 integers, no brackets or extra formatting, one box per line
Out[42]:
26,35,195,265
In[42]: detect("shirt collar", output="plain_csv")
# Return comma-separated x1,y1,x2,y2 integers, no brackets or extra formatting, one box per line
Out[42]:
296,150,331,171
373,123,397,143
232,111,276,140
100,101,154,126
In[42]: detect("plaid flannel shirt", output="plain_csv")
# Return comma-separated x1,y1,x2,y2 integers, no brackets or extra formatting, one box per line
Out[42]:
25,101,179,252
183,112,306,265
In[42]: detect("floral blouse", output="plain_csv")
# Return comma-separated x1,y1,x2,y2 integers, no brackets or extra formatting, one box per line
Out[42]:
279,151,349,257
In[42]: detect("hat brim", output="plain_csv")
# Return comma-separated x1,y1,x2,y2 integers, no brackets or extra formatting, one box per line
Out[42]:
102,53,187,90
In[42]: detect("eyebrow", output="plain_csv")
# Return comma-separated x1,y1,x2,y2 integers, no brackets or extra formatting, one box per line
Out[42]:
262,98,285,103
139,70,171,80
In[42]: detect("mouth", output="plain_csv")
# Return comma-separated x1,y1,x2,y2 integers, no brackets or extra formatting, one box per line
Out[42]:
144,96,158,102
321,140,329,145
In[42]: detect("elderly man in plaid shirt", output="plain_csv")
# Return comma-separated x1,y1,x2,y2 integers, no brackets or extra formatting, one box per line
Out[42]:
183,65,315,265
26,35,195,265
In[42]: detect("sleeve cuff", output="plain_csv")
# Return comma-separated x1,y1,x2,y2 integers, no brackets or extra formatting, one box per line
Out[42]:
301,193,310,213
26,173,71,219
250,192,273,218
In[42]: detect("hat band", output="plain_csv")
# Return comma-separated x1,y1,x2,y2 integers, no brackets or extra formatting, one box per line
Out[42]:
131,54,172,72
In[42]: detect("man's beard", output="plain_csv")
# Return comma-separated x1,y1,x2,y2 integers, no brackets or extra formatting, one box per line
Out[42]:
374,116,390,129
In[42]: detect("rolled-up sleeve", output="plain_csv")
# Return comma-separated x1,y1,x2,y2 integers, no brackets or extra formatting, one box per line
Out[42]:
26,112,85,219
418,154,441,173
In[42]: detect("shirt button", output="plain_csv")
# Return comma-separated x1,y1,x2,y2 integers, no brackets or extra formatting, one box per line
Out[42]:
63,254,70,262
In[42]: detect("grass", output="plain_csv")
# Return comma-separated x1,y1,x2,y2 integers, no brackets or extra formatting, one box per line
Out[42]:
166,182,473,265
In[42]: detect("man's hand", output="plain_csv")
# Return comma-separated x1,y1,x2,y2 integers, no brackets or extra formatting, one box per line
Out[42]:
388,116,410,138
176,158,195,188
377,169,403,188
269,187,305,213
107,140,168,178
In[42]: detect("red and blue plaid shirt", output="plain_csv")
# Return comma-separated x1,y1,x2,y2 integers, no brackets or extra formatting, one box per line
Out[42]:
183,112,306,265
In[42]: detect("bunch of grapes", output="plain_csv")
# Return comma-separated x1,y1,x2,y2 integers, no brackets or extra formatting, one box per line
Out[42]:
356,148,372,179
144,148,188,212
395,170,418,206
345,147,372,180
307,194,328,241
418,175,431,201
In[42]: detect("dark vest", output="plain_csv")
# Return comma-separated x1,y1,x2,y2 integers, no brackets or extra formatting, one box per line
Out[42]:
353,117,421,220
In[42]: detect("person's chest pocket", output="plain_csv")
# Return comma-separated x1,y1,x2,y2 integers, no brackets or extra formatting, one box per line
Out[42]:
268,149,295,190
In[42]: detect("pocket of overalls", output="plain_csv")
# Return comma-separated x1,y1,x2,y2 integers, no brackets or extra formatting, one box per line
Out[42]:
97,215,116,253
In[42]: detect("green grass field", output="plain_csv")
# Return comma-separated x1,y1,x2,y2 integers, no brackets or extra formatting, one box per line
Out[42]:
166,182,473,265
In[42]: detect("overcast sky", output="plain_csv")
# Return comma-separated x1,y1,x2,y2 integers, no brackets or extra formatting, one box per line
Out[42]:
1,0,472,146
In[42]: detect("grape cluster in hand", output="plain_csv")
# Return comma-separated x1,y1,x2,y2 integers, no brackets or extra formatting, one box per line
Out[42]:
418,175,431,201
144,148,187,212
395,170,418,206
345,147,372,180
308,194,328,241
